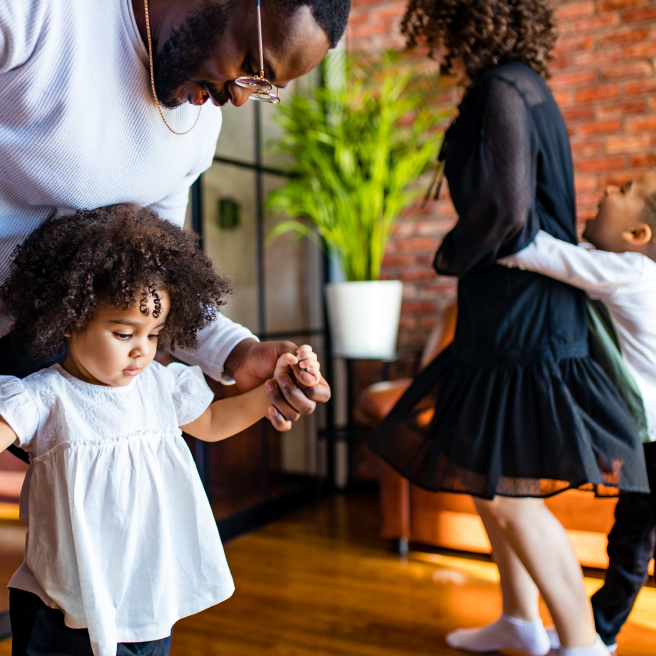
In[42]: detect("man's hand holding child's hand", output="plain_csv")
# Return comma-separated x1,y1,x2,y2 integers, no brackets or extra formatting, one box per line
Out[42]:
267,346,321,425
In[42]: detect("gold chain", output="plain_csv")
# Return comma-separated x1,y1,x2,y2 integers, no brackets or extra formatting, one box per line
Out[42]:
144,0,202,135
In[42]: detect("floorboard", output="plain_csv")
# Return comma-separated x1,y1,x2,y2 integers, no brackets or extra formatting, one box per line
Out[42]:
0,491,654,655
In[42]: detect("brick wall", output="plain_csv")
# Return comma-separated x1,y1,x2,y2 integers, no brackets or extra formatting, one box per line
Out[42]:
346,0,656,353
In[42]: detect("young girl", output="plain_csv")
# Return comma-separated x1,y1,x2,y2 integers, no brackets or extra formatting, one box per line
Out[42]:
0,204,321,656
369,2,648,656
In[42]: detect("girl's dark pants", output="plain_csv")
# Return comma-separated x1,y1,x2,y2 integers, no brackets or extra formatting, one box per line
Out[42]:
10,590,167,656
0,333,173,655
592,441,656,646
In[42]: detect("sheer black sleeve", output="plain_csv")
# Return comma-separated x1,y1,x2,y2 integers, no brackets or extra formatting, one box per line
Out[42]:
435,78,536,277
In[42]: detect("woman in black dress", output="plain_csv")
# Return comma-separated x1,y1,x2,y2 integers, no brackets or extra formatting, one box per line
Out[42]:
369,2,649,655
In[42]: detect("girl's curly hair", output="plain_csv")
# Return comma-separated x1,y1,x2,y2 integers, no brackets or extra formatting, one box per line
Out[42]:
2,204,232,359
401,0,558,82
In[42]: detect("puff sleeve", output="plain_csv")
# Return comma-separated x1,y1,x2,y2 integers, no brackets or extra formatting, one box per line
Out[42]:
0,376,39,448
167,364,215,427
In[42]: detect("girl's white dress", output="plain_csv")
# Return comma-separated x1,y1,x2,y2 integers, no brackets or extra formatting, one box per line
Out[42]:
0,362,234,656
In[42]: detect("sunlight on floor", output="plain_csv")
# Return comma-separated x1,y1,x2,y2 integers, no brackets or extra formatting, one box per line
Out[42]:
412,551,656,634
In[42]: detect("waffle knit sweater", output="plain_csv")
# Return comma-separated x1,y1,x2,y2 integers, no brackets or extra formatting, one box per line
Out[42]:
0,0,255,381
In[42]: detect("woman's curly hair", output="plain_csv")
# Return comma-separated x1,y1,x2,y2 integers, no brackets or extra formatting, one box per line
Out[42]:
401,0,558,82
2,204,232,359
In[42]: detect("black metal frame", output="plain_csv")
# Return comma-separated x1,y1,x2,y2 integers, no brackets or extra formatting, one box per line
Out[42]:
190,101,334,527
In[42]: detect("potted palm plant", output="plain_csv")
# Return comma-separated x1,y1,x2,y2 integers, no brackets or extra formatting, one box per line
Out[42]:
268,52,447,358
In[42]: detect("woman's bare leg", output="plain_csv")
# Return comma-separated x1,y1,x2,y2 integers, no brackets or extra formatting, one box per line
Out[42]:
476,496,596,649
444,501,551,655
476,500,542,621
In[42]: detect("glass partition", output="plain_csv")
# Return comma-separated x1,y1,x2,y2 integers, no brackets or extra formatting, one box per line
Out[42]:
196,83,326,522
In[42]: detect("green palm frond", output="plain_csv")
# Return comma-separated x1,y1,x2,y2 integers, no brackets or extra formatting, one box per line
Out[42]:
267,51,451,282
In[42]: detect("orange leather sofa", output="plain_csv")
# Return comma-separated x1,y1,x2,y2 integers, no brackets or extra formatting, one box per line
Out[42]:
358,304,619,569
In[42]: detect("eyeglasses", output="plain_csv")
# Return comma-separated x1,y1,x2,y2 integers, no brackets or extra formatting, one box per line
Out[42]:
235,0,281,104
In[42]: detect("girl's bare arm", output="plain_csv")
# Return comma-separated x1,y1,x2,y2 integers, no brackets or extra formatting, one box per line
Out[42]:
181,384,272,442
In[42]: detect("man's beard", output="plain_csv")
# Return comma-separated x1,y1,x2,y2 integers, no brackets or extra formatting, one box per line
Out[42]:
154,1,236,108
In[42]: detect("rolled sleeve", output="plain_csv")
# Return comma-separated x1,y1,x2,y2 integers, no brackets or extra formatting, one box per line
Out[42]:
172,314,258,384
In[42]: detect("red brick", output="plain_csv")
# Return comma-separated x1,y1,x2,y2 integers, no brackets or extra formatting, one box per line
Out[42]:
372,5,404,19
626,116,656,131
578,208,598,221
561,107,596,121
553,35,594,53
575,84,620,102
553,90,574,106
630,154,656,167
571,47,621,67
624,42,656,58
575,174,600,191
571,140,602,157
596,0,648,8
577,156,626,172
417,280,457,297
569,13,621,32
397,316,417,330
599,27,648,44
346,12,369,25
550,56,570,70
599,172,641,187
597,100,648,118
578,119,622,135
625,79,656,95
398,268,436,282
600,61,654,80
624,6,656,21
416,221,446,236
393,237,437,251
391,223,414,237
605,134,651,154
551,70,598,88
382,254,414,267
556,1,595,19
351,0,389,7
415,254,434,266
401,301,438,315
577,192,605,207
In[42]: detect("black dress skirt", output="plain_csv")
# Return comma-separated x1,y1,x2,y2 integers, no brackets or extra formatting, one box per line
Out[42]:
369,62,649,499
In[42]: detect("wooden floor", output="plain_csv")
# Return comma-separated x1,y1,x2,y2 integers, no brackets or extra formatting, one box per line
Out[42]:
1,491,656,655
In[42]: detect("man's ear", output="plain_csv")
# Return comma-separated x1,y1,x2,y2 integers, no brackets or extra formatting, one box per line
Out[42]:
622,223,652,246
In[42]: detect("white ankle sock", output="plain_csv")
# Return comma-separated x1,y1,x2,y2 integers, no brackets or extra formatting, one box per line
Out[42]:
445,614,551,655
547,626,560,649
560,636,612,656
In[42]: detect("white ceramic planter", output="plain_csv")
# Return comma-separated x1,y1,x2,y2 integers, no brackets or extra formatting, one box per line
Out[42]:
325,280,404,359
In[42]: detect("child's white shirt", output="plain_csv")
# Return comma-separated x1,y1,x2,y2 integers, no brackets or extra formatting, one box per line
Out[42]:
501,230,656,441
0,361,234,656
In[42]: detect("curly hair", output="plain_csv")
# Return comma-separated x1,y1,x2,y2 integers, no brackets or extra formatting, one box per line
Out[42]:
2,204,232,359
401,0,558,82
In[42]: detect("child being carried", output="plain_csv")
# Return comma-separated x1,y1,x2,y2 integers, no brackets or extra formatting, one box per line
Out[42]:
499,171,656,653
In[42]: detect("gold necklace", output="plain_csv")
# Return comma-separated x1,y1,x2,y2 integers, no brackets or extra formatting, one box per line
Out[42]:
144,0,202,135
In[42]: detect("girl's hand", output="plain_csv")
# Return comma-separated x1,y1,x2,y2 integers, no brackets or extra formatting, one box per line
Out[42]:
273,346,321,387
265,346,324,428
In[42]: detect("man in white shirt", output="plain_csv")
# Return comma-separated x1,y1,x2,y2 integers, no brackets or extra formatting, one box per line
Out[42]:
500,171,656,654
0,0,350,438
